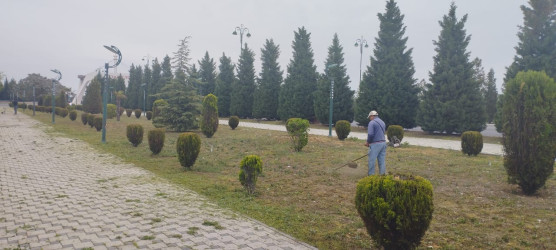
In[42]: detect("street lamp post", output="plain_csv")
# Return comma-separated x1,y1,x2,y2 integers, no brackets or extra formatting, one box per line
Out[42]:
326,63,338,137
141,83,146,117
232,24,251,52
102,45,122,144
32,85,36,116
354,36,369,84
50,69,62,124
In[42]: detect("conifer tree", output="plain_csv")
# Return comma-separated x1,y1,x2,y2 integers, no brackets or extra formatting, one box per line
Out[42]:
125,65,142,109
253,39,283,119
82,74,102,114
0,78,12,100
314,34,354,124
230,44,256,118
198,51,217,96
214,53,235,117
485,69,498,123
143,64,152,111
417,3,486,134
172,36,192,74
278,27,318,121
161,55,173,84
150,58,163,107
355,0,419,128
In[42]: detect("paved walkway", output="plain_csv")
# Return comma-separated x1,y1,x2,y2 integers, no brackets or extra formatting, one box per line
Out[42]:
0,111,316,249
219,120,503,156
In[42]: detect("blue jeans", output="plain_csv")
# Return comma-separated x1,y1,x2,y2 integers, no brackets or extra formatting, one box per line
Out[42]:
368,142,387,175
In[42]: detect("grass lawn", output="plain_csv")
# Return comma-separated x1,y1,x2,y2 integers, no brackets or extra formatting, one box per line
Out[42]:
28,109,555,249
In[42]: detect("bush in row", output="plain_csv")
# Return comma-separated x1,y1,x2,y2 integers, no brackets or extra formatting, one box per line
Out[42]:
87,114,95,128
126,124,143,147
134,109,142,118
146,111,153,120
69,110,77,121
239,155,263,195
228,116,239,130
93,117,103,131
335,120,351,140
286,118,309,152
148,128,165,155
81,113,89,125
126,109,132,117
176,132,200,169
386,125,404,143
461,131,483,156
201,94,219,138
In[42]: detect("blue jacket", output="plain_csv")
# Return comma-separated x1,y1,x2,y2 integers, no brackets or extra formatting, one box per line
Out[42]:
367,117,386,144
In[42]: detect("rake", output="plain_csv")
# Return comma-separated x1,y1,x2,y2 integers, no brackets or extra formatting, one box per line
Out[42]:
334,154,367,170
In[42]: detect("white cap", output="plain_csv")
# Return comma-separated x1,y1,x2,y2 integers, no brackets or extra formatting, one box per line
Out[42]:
368,110,378,117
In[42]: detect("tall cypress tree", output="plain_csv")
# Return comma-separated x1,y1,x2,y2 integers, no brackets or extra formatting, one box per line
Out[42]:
214,53,235,117
314,33,354,124
485,69,498,123
161,55,173,84
230,44,256,118
278,27,318,121
355,0,419,128
143,64,152,111
505,0,556,81
150,58,163,106
417,3,486,134
125,65,143,109
198,51,217,96
82,74,102,114
253,39,283,119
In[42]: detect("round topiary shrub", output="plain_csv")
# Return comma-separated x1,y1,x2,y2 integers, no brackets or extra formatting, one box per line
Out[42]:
239,155,263,195
461,131,483,156
69,110,77,121
134,109,142,118
386,125,404,143
81,113,89,125
126,124,144,147
335,120,351,140
60,108,68,118
176,132,201,169
148,128,165,155
87,114,96,128
146,111,153,121
286,118,310,152
355,174,434,250
201,94,219,138
93,117,103,132
126,109,132,117
229,116,239,130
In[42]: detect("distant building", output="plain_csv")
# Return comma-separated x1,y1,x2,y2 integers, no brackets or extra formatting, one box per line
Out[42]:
72,69,128,105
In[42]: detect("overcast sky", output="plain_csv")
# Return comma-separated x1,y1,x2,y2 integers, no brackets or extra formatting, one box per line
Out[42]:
1,0,525,94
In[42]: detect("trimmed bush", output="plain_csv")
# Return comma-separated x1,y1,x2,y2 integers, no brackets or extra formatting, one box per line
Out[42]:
69,110,77,121
148,128,165,155
107,104,117,119
81,113,89,125
335,120,351,140
126,109,132,117
286,118,310,152
58,108,68,118
134,109,142,118
386,125,404,143
228,116,239,130
146,111,153,120
126,124,144,147
93,117,103,131
461,131,483,156
355,174,434,250
201,94,219,138
176,132,201,169
239,155,263,195
87,114,95,128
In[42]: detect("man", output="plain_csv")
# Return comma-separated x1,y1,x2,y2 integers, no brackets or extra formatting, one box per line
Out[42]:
365,110,386,175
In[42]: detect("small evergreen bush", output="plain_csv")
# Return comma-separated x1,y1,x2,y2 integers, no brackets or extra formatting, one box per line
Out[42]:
146,111,153,120
87,114,96,128
239,155,263,195
286,118,310,152
126,108,132,117
201,94,219,138
176,132,201,169
69,110,77,121
148,128,165,155
107,104,117,119
335,120,351,140
461,131,483,156
228,116,239,130
355,174,434,250
134,109,142,118
81,113,89,125
386,125,404,143
126,124,144,147
93,117,103,131
59,108,68,118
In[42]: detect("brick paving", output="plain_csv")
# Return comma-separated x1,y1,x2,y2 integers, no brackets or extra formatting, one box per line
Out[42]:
0,110,316,249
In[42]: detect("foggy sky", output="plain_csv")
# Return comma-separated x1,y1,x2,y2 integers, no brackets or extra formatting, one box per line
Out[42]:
0,0,524,93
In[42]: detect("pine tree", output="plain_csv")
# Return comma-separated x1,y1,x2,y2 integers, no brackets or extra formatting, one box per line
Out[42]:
485,69,498,123
143,64,152,111
278,27,318,121
150,58,163,108
125,65,143,109
417,3,486,134
198,51,217,96
230,44,256,118
214,53,235,117
82,74,102,114
314,34,354,124
505,0,556,81
1,78,12,100
253,39,283,120
355,0,419,128
171,36,192,74
161,55,173,84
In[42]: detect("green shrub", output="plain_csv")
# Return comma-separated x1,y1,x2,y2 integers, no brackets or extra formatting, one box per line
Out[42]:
59,108,68,118
146,111,153,120
286,118,310,152
176,132,201,169
239,155,263,195
69,110,77,121
501,70,556,195
228,116,239,130
81,113,89,125
126,109,132,117
461,131,483,156
126,124,144,147
355,174,434,250
148,128,165,155
335,120,351,140
87,114,96,128
386,125,404,143
67,105,76,111
153,99,168,119
93,117,103,131
107,104,117,119
18,103,27,109
201,94,219,138
134,109,142,118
